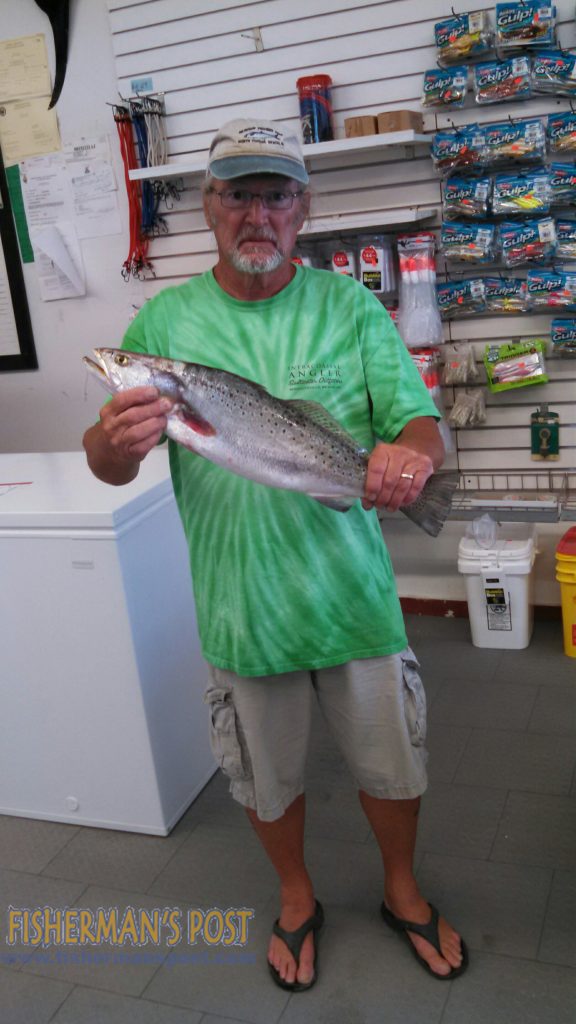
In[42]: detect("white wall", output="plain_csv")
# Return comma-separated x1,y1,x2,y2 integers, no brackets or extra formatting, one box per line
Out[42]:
0,0,145,454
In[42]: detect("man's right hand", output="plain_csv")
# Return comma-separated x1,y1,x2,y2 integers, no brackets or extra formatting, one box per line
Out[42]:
83,387,172,485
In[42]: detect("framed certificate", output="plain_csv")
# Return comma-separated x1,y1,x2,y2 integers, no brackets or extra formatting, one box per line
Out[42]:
0,146,37,371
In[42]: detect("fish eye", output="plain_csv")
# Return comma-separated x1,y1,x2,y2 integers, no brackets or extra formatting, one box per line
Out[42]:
114,353,130,366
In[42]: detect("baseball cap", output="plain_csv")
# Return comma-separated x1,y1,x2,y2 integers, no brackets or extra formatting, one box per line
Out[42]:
207,118,309,185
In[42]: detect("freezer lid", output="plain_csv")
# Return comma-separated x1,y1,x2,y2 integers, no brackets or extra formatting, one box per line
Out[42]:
0,450,174,530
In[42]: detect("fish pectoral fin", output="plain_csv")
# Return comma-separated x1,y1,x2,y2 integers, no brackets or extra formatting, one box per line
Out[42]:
310,494,358,513
175,405,216,437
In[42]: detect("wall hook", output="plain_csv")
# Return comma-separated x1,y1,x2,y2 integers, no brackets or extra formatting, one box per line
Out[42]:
240,27,264,52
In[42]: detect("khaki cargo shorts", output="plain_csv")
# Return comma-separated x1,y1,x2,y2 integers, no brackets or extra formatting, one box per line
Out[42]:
204,648,428,822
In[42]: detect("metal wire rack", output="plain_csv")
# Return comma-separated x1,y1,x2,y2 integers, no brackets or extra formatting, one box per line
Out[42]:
450,469,576,522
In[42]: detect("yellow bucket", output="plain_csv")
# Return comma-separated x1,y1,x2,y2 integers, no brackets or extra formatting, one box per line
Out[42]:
555,527,576,658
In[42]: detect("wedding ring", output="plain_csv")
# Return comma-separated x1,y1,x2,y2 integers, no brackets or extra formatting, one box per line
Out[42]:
400,473,415,480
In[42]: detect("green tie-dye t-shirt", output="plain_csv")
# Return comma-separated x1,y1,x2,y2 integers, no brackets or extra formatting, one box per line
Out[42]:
122,266,438,676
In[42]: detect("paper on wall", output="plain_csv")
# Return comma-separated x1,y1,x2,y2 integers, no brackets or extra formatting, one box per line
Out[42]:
0,35,51,102
31,222,86,301
0,96,60,165
19,152,71,229
63,136,121,238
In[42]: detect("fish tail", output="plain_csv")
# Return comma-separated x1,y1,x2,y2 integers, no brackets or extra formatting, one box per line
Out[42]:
399,471,460,537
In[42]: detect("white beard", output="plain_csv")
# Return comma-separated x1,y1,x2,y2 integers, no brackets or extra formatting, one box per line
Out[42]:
230,246,285,275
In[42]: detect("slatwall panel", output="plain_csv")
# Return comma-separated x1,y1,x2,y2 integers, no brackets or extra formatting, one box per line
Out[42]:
108,0,576,481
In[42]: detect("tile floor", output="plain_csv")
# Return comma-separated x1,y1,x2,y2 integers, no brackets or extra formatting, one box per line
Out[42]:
1,614,575,1024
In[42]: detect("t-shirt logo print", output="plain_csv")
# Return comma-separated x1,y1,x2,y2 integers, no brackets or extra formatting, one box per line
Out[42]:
288,362,344,390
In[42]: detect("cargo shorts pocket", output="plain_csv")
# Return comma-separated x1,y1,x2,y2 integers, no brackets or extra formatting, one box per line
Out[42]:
400,648,427,747
204,686,252,781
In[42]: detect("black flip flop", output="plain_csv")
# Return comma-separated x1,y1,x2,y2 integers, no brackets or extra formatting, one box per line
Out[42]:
268,899,324,992
381,901,469,980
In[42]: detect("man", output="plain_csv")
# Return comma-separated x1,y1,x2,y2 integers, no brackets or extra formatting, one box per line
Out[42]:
83,118,467,990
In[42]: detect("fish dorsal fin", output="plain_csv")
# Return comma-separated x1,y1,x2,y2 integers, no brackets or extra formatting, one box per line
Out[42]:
282,398,364,449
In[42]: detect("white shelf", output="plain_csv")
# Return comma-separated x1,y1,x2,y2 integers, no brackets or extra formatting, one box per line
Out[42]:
128,130,431,181
300,206,436,237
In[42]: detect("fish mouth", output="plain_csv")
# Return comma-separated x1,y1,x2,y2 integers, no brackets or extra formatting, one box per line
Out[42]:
83,353,108,381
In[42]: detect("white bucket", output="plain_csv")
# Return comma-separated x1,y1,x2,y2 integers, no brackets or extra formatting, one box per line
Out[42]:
458,525,537,649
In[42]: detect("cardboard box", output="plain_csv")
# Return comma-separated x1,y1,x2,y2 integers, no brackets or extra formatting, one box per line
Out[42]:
344,115,378,138
376,110,423,134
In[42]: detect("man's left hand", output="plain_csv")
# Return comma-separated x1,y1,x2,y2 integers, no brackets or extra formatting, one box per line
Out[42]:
362,442,434,512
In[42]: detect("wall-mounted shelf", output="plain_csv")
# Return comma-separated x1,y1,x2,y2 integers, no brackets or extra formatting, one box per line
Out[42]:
300,206,436,238
128,130,432,181
449,470,576,522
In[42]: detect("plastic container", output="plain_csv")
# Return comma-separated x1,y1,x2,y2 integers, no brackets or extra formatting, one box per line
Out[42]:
458,524,537,649
296,74,334,144
358,234,396,296
555,526,576,657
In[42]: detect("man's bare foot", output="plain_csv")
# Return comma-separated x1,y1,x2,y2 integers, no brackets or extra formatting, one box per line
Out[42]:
384,892,465,977
268,896,320,988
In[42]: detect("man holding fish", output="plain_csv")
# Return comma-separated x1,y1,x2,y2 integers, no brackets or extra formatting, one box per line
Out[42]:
83,118,467,987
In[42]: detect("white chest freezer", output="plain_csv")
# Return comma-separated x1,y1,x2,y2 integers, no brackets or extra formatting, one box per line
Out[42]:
0,451,215,835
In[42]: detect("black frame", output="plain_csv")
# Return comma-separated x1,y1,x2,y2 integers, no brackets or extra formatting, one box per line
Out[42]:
0,146,37,371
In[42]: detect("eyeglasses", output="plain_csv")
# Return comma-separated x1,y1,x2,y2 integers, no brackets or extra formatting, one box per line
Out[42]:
208,187,304,210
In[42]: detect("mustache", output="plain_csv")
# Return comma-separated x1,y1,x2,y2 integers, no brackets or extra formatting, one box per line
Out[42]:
236,228,278,245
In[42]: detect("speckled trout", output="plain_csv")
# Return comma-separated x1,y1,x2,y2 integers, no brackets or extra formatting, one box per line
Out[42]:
84,348,457,536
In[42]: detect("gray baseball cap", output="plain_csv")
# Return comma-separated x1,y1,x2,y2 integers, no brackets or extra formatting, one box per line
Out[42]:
207,118,309,184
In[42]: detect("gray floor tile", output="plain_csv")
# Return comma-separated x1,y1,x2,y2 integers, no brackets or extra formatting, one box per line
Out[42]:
279,911,449,1024
497,644,575,686
147,824,278,907
41,822,190,891
301,835,385,909
425,723,472,784
51,986,203,1023
527,685,576,736
412,640,503,685
454,729,576,794
428,678,538,731
0,964,72,1024
404,613,470,643
142,910,288,1024
417,852,552,958
415,783,507,860
0,815,79,874
300,783,372,843
539,871,576,967
441,951,576,1024
491,791,576,870
0,868,87,972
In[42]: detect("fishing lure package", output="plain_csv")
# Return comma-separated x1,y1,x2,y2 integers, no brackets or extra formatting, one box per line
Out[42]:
435,12,493,66
441,222,496,264
495,3,556,51
442,177,491,220
526,269,576,309
448,389,487,428
532,51,576,96
484,118,546,167
499,217,556,267
484,339,548,392
484,276,530,314
473,57,532,105
432,125,488,177
441,343,480,385
422,66,468,109
551,318,576,356
550,163,576,207
547,112,576,155
556,220,576,260
436,279,487,319
491,171,551,216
